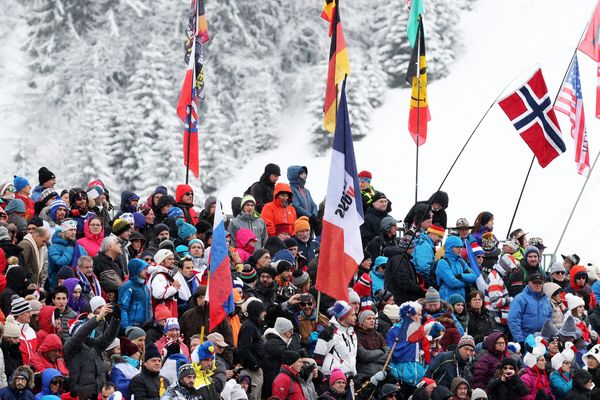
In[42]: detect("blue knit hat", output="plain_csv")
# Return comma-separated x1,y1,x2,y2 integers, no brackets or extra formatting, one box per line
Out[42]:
273,249,296,265
524,246,541,259
13,176,30,192
176,218,197,240
448,293,465,306
168,207,184,219
328,300,352,319
163,317,180,333
176,245,189,257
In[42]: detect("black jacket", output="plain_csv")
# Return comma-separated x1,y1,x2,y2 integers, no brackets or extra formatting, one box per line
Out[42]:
261,331,301,398
383,246,424,305
366,233,398,259
0,341,23,382
360,208,388,248
129,367,170,400
64,315,119,397
425,349,473,389
92,251,124,289
403,191,449,229
467,308,495,344
248,173,275,213
237,317,264,370
487,374,529,400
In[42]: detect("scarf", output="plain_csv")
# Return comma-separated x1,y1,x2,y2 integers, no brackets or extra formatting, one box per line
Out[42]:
532,366,548,391
76,268,102,297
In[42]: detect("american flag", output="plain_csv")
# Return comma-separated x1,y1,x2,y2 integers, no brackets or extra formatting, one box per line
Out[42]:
555,54,590,176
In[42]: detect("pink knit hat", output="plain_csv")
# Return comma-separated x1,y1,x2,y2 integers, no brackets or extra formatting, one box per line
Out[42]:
329,368,347,386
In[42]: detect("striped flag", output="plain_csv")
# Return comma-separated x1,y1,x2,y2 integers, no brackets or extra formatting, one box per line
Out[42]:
555,55,591,176
407,0,424,48
464,240,486,293
406,18,430,146
323,0,350,133
316,79,364,301
207,197,234,330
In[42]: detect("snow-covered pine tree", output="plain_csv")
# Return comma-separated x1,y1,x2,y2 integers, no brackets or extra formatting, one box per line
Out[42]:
120,39,182,193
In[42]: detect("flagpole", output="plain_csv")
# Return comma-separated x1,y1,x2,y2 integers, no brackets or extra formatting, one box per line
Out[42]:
185,1,200,185
505,155,535,237
414,16,422,204
505,21,585,237
553,149,600,258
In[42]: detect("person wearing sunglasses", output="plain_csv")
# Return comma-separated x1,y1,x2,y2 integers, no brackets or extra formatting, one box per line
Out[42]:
549,262,568,289
175,184,199,225
38,368,66,399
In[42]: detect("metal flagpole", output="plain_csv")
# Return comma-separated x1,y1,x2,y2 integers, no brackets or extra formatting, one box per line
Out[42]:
506,8,592,236
414,17,422,204
553,149,600,257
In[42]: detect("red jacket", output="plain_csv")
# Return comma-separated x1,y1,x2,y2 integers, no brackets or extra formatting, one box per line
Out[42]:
37,305,58,346
175,184,199,225
261,183,297,236
29,333,69,376
271,365,305,400
15,193,35,221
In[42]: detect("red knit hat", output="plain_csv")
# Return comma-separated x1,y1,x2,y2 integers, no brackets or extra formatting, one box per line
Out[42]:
154,304,171,321
353,273,372,298
358,170,372,179
275,223,293,236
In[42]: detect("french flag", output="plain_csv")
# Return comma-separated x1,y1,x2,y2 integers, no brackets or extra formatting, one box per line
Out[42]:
315,79,364,302
208,196,234,330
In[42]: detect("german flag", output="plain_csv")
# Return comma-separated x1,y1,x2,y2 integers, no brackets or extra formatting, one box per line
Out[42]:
405,18,430,146
323,0,350,133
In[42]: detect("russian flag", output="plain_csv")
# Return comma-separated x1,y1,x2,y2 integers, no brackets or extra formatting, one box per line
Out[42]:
315,78,364,302
208,197,234,330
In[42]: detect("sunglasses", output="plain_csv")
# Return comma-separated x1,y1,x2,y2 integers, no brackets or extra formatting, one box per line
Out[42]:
184,192,193,196
51,378,64,385
300,302,313,307
553,271,566,275
476,255,484,259
144,257,153,262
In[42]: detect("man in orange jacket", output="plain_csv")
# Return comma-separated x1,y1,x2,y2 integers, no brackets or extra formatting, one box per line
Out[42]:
261,183,297,237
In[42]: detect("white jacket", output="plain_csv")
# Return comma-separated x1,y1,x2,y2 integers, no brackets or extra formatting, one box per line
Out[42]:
314,317,357,376
148,265,178,300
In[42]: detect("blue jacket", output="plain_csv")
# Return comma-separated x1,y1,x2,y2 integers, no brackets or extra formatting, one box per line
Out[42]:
0,387,35,400
507,285,553,342
413,234,435,282
370,270,384,296
287,166,318,218
35,369,63,400
592,281,600,303
48,229,88,288
119,259,151,329
549,370,572,400
436,236,477,301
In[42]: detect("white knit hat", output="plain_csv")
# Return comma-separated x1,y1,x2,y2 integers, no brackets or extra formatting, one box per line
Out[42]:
383,304,400,323
154,249,173,265
89,296,106,313
107,338,120,352
566,293,585,311
2,315,20,338
551,352,567,371
274,317,294,335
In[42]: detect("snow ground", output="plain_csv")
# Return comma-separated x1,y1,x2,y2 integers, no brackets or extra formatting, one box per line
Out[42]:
221,0,600,264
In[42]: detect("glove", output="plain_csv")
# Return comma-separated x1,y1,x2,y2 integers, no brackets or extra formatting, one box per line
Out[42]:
370,371,387,385
454,274,463,280
318,325,334,341
235,263,244,273
535,389,549,400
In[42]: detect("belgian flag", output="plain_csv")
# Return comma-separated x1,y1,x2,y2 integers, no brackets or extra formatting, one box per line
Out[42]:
323,0,350,133
406,17,430,146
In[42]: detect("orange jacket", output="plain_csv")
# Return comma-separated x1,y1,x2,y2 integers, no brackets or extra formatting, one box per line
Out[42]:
261,183,297,236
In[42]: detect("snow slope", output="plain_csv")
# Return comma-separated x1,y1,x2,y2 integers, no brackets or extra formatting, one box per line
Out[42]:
221,0,600,264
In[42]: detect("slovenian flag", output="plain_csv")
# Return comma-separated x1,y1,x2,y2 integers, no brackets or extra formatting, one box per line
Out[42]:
208,196,234,330
315,78,364,302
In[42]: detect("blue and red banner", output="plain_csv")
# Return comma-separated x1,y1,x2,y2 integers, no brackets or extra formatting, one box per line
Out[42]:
208,197,234,330
316,79,364,302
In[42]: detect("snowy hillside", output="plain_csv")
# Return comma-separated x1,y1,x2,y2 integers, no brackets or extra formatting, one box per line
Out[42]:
221,0,600,263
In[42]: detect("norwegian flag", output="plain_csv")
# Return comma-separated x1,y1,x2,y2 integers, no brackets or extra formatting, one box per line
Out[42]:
555,54,591,176
498,69,566,168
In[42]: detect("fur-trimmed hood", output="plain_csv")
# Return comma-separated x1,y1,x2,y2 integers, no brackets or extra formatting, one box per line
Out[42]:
10,365,34,390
